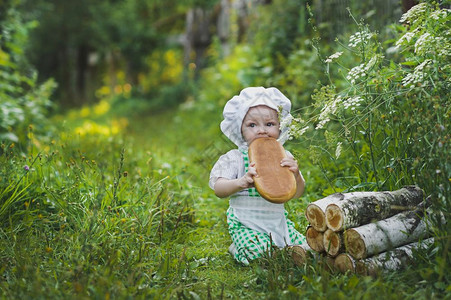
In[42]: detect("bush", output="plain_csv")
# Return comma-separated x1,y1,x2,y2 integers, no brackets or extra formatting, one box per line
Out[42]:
0,4,56,147
292,3,450,199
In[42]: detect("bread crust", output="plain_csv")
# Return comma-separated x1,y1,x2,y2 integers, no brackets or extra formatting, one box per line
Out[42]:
248,137,297,203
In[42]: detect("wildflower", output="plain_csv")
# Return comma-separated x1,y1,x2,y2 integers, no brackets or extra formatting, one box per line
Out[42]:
430,9,449,20
401,59,432,88
23,165,30,171
342,96,363,110
399,3,427,24
316,96,342,129
279,114,293,131
395,30,418,49
325,52,343,63
414,33,433,54
348,31,372,48
364,55,382,72
347,64,366,84
289,125,309,140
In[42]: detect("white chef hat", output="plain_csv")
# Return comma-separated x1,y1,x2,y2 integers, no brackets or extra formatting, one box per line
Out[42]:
220,87,293,149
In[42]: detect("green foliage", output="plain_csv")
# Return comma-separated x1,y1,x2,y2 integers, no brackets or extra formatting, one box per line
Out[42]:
1,1,450,298
0,130,198,297
0,4,55,145
296,3,450,199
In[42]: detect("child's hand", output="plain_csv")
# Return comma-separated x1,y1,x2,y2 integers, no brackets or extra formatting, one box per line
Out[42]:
239,162,257,189
280,156,299,174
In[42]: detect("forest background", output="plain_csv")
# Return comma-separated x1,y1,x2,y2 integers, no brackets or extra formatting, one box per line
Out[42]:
0,0,450,298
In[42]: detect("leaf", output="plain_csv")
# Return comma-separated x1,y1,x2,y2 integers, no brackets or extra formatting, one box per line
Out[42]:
401,61,417,66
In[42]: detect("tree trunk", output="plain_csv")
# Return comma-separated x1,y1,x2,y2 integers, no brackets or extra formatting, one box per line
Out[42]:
355,238,434,276
325,186,424,232
306,193,343,232
217,0,231,56
184,7,215,73
306,226,325,253
323,229,343,257
344,200,432,259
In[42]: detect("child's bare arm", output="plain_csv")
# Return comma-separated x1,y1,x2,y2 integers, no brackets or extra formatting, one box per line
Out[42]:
214,163,257,198
280,156,305,199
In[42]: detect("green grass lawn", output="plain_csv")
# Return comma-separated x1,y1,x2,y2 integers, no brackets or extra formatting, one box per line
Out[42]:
0,107,449,299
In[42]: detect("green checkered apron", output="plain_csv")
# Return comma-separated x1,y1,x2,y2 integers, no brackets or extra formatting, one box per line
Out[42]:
240,150,260,197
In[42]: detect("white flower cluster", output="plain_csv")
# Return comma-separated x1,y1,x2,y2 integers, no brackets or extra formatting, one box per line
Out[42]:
430,9,450,20
399,3,427,24
283,116,309,140
395,6,450,58
316,96,342,129
342,96,363,111
348,31,372,48
395,29,419,49
279,114,293,131
402,59,432,88
325,51,343,63
289,123,309,140
414,32,433,54
346,55,381,85
414,33,449,58
346,63,366,84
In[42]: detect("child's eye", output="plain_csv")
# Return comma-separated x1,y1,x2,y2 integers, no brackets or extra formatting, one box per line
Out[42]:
267,122,275,127
249,123,256,128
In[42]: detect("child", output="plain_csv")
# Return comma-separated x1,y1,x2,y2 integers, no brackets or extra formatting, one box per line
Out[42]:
209,87,307,265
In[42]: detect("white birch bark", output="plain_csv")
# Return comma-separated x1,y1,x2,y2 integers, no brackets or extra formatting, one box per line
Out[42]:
325,186,424,232
344,202,432,259
306,193,344,232
355,238,434,276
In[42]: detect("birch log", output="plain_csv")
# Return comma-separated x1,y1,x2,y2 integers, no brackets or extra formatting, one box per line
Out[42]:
325,186,424,232
344,200,431,259
323,229,343,257
334,253,356,273
306,226,325,253
355,238,434,276
306,193,343,232
288,243,312,267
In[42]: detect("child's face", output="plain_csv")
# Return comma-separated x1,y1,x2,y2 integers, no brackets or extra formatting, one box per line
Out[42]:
241,105,280,145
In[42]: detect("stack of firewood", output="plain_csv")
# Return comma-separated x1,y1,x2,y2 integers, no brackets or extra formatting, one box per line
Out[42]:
293,186,435,275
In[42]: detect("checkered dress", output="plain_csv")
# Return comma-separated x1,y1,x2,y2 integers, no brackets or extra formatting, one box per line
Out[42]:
209,149,306,265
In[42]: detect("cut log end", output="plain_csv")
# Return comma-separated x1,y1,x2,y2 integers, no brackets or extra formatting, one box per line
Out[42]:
323,256,336,272
355,261,372,276
306,204,328,232
306,226,325,253
334,253,355,274
323,229,342,257
289,245,309,266
325,204,343,232
344,229,366,259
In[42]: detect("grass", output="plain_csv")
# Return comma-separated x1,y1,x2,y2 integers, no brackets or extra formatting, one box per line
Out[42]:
0,106,449,299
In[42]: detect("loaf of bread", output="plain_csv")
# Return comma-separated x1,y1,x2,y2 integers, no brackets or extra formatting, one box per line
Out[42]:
248,137,297,203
